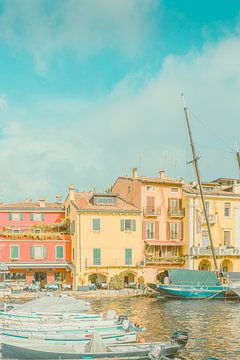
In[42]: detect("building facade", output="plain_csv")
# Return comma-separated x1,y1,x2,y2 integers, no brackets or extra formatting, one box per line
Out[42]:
112,168,187,283
65,185,142,290
184,178,240,272
0,198,72,288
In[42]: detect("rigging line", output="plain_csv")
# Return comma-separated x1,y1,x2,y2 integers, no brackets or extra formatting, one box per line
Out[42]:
195,143,234,154
188,109,235,153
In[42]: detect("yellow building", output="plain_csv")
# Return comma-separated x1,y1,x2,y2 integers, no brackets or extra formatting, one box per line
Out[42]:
65,185,142,290
184,178,240,272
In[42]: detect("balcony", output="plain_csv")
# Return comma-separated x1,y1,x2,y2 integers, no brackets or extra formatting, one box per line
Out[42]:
145,255,185,265
0,232,70,241
143,207,161,217
85,259,139,268
168,208,185,218
190,246,240,256
201,213,217,224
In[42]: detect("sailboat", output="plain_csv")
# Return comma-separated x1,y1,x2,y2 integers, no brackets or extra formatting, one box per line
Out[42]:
148,96,240,300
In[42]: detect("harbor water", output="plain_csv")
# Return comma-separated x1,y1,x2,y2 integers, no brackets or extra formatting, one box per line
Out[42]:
90,297,240,360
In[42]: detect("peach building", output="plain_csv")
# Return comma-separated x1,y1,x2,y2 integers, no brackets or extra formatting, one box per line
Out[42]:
65,185,142,290
112,169,186,283
184,178,240,272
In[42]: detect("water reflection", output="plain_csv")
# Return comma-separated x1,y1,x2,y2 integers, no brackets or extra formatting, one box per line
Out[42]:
90,297,240,360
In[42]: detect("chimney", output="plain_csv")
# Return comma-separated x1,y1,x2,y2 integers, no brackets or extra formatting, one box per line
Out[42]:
39,197,46,208
55,194,62,203
132,167,138,179
69,184,75,201
159,170,165,179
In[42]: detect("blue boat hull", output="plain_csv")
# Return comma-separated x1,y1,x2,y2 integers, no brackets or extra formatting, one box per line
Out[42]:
150,284,240,300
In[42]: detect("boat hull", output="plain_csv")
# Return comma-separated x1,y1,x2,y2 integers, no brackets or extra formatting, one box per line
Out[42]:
153,284,240,300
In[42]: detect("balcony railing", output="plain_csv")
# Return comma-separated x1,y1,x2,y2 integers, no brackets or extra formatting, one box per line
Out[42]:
201,214,217,224
143,207,161,217
190,246,240,256
0,232,70,241
168,208,185,218
145,256,185,265
85,259,139,268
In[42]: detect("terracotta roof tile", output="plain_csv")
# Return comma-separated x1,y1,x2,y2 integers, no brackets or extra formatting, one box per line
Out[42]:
0,202,64,210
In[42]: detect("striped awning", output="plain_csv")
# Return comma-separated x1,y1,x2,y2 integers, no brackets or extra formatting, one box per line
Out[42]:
145,240,183,246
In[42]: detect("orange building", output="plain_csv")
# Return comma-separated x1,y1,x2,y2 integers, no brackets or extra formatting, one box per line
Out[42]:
112,168,186,283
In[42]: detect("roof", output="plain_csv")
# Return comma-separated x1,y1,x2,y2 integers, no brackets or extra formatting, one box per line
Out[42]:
0,202,64,211
183,184,240,198
117,176,184,186
72,192,140,212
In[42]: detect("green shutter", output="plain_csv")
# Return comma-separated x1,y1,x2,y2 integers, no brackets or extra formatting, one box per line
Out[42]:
11,246,19,259
56,246,64,259
93,219,100,231
30,246,34,259
20,213,23,221
43,246,47,258
93,248,101,265
132,220,136,231
120,219,125,231
30,213,34,221
41,213,45,221
125,248,132,265
8,213,12,220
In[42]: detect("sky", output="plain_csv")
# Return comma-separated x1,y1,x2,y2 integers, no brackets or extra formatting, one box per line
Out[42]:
0,0,240,202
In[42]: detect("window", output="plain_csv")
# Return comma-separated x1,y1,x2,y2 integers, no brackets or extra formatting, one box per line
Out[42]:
128,186,131,193
120,219,136,232
169,198,179,209
30,245,47,259
204,202,210,216
56,245,64,259
5,272,26,281
224,202,231,217
93,196,117,205
30,213,44,221
54,272,66,282
9,213,23,221
146,186,155,192
168,222,183,240
66,205,70,216
171,188,179,193
146,221,155,239
10,245,19,259
203,186,215,192
33,229,42,234
125,248,132,265
12,229,23,234
223,230,231,247
93,248,101,265
202,231,209,247
92,218,101,231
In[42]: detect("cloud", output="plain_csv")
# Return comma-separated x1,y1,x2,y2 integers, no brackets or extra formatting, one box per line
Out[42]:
0,32,240,201
0,0,158,73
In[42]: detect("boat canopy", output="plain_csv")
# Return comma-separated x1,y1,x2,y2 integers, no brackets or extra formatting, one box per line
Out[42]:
168,269,221,286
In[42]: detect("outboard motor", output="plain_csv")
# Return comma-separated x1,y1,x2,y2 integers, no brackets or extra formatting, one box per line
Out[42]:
118,315,128,324
171,331,188,349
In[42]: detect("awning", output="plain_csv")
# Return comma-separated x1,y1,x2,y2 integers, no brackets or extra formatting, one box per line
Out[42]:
7,262,73,270
145,240,183,246
169,269,220,286
0,263,9,272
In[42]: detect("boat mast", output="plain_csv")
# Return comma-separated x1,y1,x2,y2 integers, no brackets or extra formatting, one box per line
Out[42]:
182,94,219,273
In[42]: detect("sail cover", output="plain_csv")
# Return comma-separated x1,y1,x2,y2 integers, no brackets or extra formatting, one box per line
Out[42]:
168,269,221,286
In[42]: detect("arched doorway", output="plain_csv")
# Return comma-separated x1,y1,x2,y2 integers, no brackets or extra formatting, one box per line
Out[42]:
119,271,136,288
88,273,107,289
198,259,212,271
156,270,168,284
220,259,233,272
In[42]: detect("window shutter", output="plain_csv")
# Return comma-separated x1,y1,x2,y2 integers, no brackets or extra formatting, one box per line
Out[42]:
20,213,23,221
30,246,34,259
166,222,170,240
93,219,100,231
125,248,132,265
142,221,146,240
132,220,136,231
43,246,47,258
56,246,64,259
9,213,12,220
155,221,159,240
41,213,45,221
178,221,183,240
30,213,34,221
11,246,19,259
179,199,182,209
93,248,101,265
120,219,124,231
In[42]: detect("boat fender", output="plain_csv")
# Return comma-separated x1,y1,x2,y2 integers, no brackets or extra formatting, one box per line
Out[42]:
122,319,130,331
148,345,163,360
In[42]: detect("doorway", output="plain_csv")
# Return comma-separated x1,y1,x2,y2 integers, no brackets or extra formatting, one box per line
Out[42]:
34,272,47,288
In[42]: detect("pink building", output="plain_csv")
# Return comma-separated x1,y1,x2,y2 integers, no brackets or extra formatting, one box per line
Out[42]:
0,198,72,288
112,169,186,283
